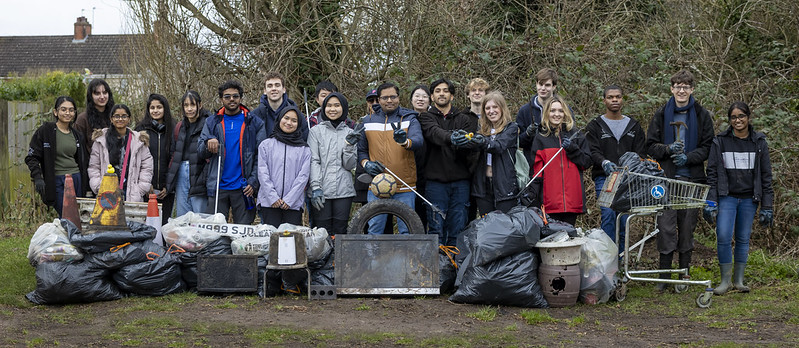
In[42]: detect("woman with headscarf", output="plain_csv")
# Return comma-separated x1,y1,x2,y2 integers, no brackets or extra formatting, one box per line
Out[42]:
307,93,360,235
257,106,312,226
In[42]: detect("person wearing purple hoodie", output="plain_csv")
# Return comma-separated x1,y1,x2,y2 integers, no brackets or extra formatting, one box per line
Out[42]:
257,106,312,226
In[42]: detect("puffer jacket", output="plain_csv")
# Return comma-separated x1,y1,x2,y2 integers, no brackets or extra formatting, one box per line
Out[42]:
531,125,592,214
165,110,211,196
471,122,520,202
88,128,153,202
198,105,267,197
357,106,424,191
308,92,357,199
257,138,311,210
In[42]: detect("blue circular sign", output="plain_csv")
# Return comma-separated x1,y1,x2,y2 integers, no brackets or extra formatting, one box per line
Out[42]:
650,185,665,199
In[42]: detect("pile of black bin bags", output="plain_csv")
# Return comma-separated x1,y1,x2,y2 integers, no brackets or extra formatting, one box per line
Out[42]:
447,206,574,308
27,219,336,304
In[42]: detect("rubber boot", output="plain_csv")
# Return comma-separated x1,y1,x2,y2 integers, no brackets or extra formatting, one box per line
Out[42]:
733,262,750,293
713,263,733,295
654,252,673,292
679,251,692,281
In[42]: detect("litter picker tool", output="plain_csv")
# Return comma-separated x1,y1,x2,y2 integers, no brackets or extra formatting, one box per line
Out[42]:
214,154,221,214
670,121,686,143
518,128,586,196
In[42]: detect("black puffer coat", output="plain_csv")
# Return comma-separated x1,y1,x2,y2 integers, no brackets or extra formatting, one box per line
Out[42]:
166,111,211,196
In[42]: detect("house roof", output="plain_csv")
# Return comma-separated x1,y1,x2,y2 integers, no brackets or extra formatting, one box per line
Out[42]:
0,34,136,76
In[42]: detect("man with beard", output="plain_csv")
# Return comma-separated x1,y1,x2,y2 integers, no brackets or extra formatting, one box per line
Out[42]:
418,79,478,246
199,80,267,224
585,85,646,251
357,82,424,234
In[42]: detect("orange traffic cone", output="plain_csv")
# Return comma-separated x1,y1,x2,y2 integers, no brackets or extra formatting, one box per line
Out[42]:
145,193,163,246
62,175,81,231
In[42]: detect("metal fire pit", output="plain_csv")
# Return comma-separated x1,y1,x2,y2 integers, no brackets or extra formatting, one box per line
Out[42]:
335,234,439,296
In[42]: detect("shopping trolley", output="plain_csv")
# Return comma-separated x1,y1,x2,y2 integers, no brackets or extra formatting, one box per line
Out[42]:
598,168,714,308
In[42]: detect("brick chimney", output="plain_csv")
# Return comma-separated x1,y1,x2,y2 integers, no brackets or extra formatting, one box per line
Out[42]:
73,16,92,42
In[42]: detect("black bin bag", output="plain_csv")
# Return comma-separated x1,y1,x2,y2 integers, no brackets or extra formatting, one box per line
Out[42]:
449,250,548,308
610,152,668,212
26,261,124,305
112,243,186,296
69,221,157,254
468,206,543,267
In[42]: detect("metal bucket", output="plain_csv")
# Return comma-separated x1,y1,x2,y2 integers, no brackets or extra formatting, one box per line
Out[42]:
538,263,581,307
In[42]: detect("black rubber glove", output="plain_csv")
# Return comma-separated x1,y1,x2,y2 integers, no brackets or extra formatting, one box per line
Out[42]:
34,178,45,197
345,131,361,145
759,209,774,227
364,161,386,176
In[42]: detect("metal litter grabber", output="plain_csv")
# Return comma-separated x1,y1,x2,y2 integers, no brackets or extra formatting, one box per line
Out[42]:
518,128,586,198
357,168,446,220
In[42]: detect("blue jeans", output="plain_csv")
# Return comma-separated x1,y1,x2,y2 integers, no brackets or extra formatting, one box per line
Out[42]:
426,180,470,246
175,161,208,217
716,196,757,264
595,176,626,252
367,190,415,234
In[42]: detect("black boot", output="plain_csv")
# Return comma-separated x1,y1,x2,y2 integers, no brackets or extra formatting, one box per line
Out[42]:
655,252,673,292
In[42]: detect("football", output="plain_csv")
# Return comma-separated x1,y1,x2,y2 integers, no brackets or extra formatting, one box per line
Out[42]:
370,173,398,198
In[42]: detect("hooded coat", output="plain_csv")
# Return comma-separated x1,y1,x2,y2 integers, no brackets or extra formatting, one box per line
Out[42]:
308,92,358,199
257,106,312,210
88,128,153,202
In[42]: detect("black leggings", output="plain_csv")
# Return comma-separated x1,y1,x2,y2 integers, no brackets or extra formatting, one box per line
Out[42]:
475,178,517,215
260,207,303,227
311,197,353,235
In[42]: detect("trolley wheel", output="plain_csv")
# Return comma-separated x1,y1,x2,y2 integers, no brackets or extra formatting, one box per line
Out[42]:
696,291,712,308
675,283,689,293
614,283,627,302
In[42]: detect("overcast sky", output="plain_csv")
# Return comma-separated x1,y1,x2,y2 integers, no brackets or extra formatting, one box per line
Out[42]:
1,0,132,36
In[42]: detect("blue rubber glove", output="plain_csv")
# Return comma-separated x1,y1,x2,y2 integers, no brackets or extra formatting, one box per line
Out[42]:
311,189,325,211
668,141,684,155
703,205,717,225
450,130,469,147
364,160,385,176
671,153,688,166
470,134,486,148
391,122,407,144
601,160,617,176
759,209,773,227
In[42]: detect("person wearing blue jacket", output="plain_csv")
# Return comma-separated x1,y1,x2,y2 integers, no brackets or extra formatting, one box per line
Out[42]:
250,71,309,141
198,80,267,224
357,82,424,234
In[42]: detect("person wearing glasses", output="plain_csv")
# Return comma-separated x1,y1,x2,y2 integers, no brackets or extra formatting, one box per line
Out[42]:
88,104,153,202
251,71,309,140
704,101,773,295
198,80,267,224
645,69,714,291
357,82,424,234
25,96,90,217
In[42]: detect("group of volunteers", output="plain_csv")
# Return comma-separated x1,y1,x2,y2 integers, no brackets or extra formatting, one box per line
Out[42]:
26,68,773,296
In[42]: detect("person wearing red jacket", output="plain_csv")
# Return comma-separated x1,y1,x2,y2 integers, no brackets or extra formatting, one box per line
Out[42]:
530,95,592,225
